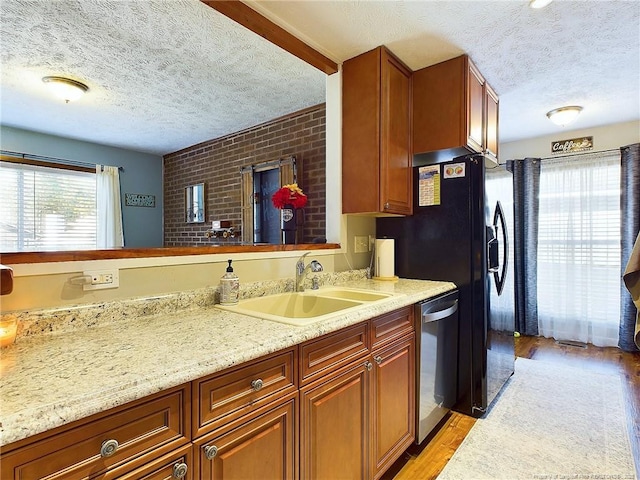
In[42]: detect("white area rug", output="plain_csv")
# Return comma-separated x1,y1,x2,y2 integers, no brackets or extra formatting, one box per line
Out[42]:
437,357,637,480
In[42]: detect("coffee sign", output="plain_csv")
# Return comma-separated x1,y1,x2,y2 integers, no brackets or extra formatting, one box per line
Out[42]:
551,136,593,154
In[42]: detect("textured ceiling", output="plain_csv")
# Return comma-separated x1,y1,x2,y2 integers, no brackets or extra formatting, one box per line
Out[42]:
0,0,326,155
1,0,638,157
249,0,640,145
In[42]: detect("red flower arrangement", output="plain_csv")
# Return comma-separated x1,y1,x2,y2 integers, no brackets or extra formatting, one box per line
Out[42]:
271,183,308,209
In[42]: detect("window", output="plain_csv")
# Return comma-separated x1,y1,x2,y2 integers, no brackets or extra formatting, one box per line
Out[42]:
536,151,621,347
0,161,96,252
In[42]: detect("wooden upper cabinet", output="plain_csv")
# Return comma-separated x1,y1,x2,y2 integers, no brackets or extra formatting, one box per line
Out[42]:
342,46,413,216
413,55,499,163
466,60,485,153
485,82,500,161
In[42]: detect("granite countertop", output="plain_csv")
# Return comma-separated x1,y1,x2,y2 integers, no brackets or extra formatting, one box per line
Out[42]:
0,277,455,447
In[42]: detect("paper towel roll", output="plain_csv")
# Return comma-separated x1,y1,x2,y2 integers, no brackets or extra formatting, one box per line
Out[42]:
375,238,395,279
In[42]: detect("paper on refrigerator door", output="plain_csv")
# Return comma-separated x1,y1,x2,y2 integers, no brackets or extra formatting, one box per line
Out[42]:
418,165,441,206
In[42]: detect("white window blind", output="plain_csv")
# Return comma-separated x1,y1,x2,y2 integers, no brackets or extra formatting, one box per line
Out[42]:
0,161,97,251
536,150,621,347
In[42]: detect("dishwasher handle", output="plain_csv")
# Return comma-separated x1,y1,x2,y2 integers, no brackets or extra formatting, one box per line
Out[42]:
420,300,458,323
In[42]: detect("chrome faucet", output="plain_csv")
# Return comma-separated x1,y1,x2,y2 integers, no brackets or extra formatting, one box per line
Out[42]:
296,252,323,292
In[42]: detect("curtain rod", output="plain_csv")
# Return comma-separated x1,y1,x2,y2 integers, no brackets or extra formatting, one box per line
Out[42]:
0,150,123,171
541,148,620,161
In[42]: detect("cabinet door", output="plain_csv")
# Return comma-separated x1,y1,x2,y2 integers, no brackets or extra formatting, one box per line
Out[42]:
371,334,416,480
300,362,370,480
342,46,412,215
194,394,297,480
380,48,413,215
466,60,485,154
342,47,381,214
485,83,499,161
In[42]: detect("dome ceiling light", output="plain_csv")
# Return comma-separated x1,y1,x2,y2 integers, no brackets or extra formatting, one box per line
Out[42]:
42,76,89,103
546,106,583,126
529,0,553,9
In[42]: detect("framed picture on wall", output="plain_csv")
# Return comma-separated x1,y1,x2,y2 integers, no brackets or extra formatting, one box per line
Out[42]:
125,193,156,208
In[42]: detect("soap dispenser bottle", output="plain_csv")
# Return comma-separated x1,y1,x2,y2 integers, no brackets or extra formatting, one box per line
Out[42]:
220,259,239,305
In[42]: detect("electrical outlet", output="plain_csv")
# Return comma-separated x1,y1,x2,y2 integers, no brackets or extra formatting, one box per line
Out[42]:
354,235,369,253
368,235,375,252
83,269,119,290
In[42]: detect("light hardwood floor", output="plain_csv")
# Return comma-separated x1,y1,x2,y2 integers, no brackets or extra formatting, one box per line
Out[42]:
390,335,640,480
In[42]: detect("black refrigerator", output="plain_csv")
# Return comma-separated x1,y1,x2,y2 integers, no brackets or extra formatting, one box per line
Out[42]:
377,154,515,417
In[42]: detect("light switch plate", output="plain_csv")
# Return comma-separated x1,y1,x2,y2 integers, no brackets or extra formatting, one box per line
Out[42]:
354,235,369,253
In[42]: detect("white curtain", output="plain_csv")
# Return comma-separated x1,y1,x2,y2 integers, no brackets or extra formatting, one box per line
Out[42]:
96,165,124,248
536,151,621,347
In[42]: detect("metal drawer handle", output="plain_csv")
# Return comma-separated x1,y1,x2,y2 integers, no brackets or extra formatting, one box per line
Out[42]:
100,439,119,458
251,378,264,391
421,301,458,323
364,361,373,371
204,445,218,460
374,355,382,365
172,462,188,479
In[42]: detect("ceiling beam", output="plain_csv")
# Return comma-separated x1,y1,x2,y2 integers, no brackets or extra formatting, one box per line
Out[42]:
201,0,338,75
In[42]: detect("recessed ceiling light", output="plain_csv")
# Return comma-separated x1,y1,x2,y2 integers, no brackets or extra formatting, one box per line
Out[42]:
529,0,553,9
546,106,583,126
42,76,89,103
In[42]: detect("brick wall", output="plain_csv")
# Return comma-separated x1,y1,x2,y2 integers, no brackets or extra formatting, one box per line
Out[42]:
163,104,326,246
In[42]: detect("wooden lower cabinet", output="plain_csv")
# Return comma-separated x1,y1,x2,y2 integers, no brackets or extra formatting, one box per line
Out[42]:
299,307,416,480
0,385,190,480
193,392,298,480
300,361,370,479
2,308,417,480
371,334,416,479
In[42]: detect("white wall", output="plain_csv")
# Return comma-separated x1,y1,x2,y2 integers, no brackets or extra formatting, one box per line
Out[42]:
325,69,343,244
500,120,639,160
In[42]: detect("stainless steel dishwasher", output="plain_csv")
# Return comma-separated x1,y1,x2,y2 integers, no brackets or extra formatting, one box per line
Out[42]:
415,290,459,444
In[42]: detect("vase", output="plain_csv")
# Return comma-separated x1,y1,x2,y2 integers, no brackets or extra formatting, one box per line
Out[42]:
281,204,297,244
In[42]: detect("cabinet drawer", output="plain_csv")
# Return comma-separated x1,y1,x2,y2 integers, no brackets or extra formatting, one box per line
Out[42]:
371,306,413,349
1,385,190,480
300,322,370,386
194,347,297,437
119,444,192,480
